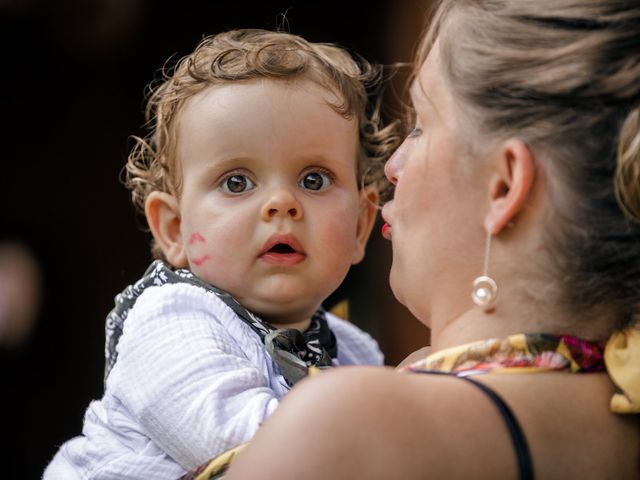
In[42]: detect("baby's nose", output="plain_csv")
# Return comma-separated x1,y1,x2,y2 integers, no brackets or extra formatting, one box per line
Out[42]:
261,187,303,221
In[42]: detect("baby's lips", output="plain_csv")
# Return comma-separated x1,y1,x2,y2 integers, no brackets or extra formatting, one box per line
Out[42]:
259,233,304,256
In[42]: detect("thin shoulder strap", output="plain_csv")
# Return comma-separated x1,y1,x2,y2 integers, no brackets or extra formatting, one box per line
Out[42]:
459,375,534,480
414,370,534,480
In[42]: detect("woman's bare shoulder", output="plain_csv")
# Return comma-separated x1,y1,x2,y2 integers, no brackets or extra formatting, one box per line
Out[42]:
226,366,521,479
477,372,640,478
227,368,639,479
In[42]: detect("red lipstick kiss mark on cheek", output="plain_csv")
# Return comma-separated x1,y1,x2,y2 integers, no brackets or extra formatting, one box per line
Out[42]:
192,254,210,266
188,233,206,245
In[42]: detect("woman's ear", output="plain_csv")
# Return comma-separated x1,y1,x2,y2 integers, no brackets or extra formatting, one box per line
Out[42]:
352,185,379,265
145,192,188,267
484,139,535,235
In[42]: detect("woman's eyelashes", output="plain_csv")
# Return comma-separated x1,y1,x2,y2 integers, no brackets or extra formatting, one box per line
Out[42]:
407,126,423,138
219,173,256,194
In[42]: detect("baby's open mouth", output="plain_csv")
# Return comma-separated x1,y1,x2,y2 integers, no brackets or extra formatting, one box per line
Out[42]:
259,234,305,265
269,243,297,254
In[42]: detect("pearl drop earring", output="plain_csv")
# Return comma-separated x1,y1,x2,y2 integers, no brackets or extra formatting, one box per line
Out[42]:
472,230,498,311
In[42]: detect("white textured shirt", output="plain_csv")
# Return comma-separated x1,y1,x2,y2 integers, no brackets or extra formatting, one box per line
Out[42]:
44,283,383,479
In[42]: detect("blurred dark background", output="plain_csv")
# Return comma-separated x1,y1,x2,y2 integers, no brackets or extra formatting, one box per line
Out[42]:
0,0,431,476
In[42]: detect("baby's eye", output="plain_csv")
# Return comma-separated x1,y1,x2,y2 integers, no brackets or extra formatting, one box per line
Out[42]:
220,174,256,194
299,170,333,191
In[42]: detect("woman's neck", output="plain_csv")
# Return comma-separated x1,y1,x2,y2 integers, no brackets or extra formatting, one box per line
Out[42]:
429,295,611,352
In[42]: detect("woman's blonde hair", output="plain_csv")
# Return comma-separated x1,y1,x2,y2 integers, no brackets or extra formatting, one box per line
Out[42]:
420,0,640,328
126,29,401,257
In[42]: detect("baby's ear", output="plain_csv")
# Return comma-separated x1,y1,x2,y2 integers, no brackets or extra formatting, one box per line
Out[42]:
352,185,379,265
145,192,188,267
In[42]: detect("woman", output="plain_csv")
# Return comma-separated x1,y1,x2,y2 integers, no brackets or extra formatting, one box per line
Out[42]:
225,1,640,478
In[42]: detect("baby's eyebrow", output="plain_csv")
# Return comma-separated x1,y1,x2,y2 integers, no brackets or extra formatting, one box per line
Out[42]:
206,156,252,171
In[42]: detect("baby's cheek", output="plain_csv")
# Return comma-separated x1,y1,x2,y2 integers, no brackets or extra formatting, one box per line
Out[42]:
184,231,232,277
191,254,211,267
317,213,358,255
188,249,236,289
186,232,210,266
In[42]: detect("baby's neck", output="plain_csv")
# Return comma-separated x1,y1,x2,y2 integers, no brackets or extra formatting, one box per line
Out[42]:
268,317,312,332
241,300,318,333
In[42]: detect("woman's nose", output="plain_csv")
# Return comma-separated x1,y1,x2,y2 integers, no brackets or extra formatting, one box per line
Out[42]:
384,145,404,186
261,187,303,221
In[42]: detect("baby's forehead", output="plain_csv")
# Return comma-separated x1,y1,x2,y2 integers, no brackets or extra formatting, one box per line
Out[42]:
181,77,347,115
173,78,359,152
172,78,359,168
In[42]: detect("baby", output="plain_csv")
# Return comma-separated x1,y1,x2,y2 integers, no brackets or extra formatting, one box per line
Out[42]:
43,29,399,479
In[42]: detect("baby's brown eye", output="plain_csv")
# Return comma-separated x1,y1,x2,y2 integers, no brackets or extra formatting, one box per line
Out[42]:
300,171,331,191
221,175,255,194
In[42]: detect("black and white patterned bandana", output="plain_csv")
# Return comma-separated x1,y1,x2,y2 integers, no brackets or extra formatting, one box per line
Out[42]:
104,260,337,387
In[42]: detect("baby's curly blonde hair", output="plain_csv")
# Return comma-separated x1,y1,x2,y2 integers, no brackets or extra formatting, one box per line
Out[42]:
125,29,401,258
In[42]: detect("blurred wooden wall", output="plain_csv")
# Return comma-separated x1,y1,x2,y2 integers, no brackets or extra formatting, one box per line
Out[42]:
0,1,432,476
344,1,433,366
